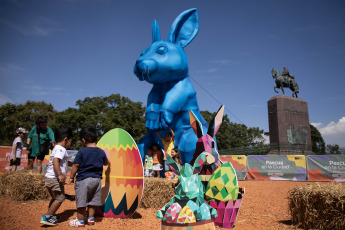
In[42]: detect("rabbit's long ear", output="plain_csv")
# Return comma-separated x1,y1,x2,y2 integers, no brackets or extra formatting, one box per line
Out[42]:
152,20,161,43
166,153,180,175
167,8,199,48
189,110,204,138
207,105,225,138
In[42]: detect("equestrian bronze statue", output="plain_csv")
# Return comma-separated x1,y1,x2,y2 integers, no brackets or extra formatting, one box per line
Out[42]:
271,67,299,98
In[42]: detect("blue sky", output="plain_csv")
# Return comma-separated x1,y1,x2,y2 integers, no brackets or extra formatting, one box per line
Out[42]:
1,0,344,147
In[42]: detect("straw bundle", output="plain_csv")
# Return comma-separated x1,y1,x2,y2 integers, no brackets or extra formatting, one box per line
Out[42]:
0,170,50,201
139,177,175,209
288,183,345,229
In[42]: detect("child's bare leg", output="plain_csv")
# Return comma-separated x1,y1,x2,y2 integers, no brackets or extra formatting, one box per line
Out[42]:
77,207,86,220
157,171,161,178
46,189,63,215
88,206,96,218
36,159,43,173
46,187,56,211
48,199,54,208
47,200,62,215
27,159,34,170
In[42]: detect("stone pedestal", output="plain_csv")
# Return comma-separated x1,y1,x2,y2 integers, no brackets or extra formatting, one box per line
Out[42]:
268,95,312,154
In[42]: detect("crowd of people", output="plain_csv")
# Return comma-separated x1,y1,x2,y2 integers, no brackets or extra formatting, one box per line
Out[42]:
8,115,182,227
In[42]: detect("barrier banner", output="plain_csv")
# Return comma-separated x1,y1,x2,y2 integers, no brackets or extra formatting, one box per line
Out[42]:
246,155,307,181
306,155,345,182
0,146,28,173
220,155,247,180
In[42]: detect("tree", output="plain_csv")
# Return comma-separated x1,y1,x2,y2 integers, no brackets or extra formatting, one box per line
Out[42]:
0,101,57,146
53,94,147,149
200,110,264,150
0,94,146,150
310,124,326,154
247,127,265,146
326,144,340,154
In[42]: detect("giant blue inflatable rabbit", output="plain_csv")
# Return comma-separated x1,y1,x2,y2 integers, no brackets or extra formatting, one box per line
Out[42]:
134,8,211,164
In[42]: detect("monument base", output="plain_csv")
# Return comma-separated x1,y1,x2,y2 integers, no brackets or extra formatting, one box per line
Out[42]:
268,95,312,155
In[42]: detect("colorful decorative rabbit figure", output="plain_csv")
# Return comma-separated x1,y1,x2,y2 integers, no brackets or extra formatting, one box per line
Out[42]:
189,106,225,190
156,153,218,224
188,105,244,229
133,8,210,164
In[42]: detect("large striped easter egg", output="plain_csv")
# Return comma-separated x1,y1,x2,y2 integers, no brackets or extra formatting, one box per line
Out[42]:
96,128,144,218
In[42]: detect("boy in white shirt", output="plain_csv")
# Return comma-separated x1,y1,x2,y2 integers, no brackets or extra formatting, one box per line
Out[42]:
40,127,73,226
10,127,29,172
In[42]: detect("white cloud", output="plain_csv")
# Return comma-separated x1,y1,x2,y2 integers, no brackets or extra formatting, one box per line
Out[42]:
0,63,24,77
0,94,12,105
0,17,65,36
312,117,345,147
263,133,269,144
196,68,219,74
22,85,71,97
319,117,345,136
311,122,322,129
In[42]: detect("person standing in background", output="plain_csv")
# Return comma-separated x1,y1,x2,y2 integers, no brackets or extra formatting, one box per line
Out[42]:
157,127,175,172
10,127,29,172
27,116,55,173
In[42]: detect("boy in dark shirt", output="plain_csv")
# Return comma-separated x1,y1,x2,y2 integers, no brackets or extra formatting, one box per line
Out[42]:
69,127,109,227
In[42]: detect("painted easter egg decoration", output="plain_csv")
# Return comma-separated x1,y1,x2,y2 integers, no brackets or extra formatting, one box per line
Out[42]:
205,162,239,201
164,203,182,223
177,206,196,224
96,128,144,218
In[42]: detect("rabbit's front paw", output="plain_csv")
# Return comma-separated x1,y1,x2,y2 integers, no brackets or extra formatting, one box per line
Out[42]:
160,111,174,129
145,105,162,131
145,119,162,131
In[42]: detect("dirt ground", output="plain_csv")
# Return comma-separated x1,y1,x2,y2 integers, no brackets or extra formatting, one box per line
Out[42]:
0,180,324,230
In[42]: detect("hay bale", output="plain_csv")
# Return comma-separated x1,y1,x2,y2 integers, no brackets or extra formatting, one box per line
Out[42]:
288,183,345,229
0,170,50,201
139,177,175,209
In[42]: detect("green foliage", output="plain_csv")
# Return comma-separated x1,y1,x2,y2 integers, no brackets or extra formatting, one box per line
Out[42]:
2,96,267,152
310,124,326,154
0,95,146,150
200,110,264,150
326,144,340,154
0,101,57,146
52,94,146,149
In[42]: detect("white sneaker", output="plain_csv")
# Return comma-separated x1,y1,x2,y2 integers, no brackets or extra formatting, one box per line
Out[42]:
69,217,85,227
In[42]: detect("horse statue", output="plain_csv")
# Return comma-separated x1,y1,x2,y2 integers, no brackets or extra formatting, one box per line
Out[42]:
271,68,299,98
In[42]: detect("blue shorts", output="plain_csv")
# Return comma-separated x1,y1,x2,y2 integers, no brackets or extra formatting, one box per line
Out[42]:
75,177,102,208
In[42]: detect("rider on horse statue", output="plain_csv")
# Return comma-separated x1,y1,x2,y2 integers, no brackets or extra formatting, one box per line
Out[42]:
282,66,295,86
271,66,299,98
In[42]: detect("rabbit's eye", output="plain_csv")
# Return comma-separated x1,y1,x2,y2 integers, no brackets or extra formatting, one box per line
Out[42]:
156,46,167,55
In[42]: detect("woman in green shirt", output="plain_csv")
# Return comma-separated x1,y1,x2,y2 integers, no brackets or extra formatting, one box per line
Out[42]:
26,116,55,173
